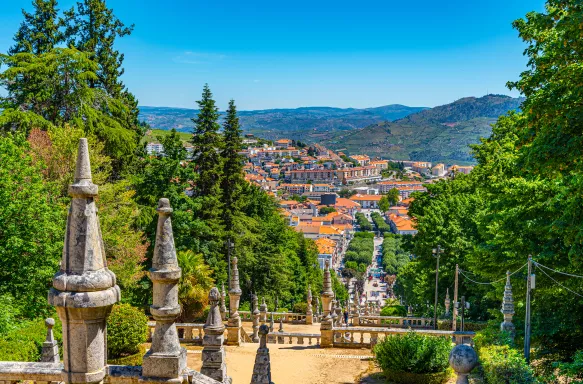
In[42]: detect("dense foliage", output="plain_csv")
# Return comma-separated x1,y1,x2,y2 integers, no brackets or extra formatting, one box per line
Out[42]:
381,235,410,275
374,332,452,382
0,317,62,362
479,346,535,384
344,233,374,270
371,212,391,234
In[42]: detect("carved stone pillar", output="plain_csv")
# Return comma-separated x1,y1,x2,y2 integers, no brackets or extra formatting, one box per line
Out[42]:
48,138,120,384
250,325,274,384
142,198,186,382
41,318,59,363
202,288,231,384
445,288,451,317
259,297,268,323
320,260,335,347
226,257,242,346
500,271,515,337
306,286,313,325
252,294,260,342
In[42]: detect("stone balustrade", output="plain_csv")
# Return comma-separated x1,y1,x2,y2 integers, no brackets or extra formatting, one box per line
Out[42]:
148,321,231,345
239,311,317,324
356,316,434,329
266,332,321,346
331,327,476,349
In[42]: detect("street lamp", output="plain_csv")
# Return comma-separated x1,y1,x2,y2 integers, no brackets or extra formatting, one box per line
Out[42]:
432,245,444,330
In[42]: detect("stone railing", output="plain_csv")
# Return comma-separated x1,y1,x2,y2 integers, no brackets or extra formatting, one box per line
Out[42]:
266,332,320,346
356,316,434,329
331,327,476,349
239,311,316,324
0,362,221,384
148,321,207,344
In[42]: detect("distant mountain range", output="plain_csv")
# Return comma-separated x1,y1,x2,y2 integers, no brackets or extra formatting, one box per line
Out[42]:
139,94,523,164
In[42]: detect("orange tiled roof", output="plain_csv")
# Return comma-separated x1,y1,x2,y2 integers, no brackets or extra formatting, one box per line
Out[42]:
350,194,383,201
335,198,360,208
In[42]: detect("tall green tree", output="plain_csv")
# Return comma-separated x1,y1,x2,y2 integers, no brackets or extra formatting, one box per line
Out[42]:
220,99,244,233
9,0,64,55
191,84,223,220
63,0,133,98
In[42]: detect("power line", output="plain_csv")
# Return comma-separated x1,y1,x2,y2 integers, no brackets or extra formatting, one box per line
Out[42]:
458,263,527,285
535,264,583,299
534,261,583,279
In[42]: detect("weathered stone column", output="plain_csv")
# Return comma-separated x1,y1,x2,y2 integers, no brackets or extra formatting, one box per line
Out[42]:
320,260,335,347
500,271,515,337
202,288,231,384
142,198,186,382
41,318,59,363
250,325,274,384
306,286,313,325
226,257,242,346
259,297,268,323
269,312,274,332
445,288,451,317
48,138,120,384
220,284,227,321
252,294,260,343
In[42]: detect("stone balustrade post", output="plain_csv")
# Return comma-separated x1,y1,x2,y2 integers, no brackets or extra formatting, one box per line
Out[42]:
48,138,120,384
259,297,267,323
250,325,274,384
141,198,186,382
226,257,242,346
202,288,231,384
500,271,515,338
252,294,260,343
41,318,59,363
306,286,313,325
320,260,335,347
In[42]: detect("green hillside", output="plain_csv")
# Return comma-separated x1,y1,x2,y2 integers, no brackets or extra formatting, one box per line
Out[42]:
322,95,523,164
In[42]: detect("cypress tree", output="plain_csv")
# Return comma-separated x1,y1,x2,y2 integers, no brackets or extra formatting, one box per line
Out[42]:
220,99,244,232
9,0,64,55
191,84,223,218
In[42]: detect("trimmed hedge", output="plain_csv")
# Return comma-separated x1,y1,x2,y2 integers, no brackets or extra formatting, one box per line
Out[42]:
381,235,410,274
107,303,148,358
371,212,392,234
480,345,536,384
344,235,374,269
374,331,452,383
381,305,407,317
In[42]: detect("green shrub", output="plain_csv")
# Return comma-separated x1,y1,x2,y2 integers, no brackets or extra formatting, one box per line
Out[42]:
381,305,407,317
374,331,452,380
107,303,148,358
383,369,452,384
293,302,308,314
107,344,146,366
0,317,62,361
438,319,488,332
480,345,536,384
473,327,515,353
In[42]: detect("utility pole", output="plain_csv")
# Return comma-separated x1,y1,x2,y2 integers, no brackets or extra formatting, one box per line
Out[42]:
432,245,443,330
453,264,459,331
524,255,533,364
460,296,466,331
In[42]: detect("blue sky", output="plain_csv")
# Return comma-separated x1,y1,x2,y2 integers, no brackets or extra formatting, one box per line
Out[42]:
0,0,544,110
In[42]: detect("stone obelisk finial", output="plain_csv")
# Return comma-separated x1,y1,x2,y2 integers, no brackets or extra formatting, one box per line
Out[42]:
306,285,313,324
320,260,335,347
220,283,227,321
500,271,515,337
226,257,242,345
41,318,59,363
250,325,274,384
259,297,268,323
202,287,231,383
445,288,451,317
142,198,186,381
48,138,120,384
252,294,260,342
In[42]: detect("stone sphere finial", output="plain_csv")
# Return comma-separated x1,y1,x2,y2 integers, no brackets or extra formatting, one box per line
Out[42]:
449,344,478,384
259,324,269,336
45,318,55,327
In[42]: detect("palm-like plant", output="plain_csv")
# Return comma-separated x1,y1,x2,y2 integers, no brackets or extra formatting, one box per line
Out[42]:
177,250,215,321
